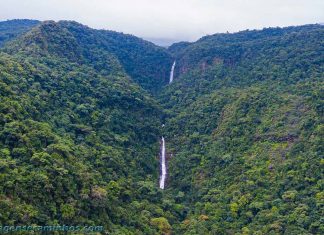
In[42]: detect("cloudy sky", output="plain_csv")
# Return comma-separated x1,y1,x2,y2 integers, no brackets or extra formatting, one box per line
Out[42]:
0,0,323,44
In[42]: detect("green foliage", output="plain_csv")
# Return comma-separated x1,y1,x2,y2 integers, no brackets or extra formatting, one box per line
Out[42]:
0,21,170,234
0,19,39,47
150,217,171,234
0,20,323,234
159,24,324,234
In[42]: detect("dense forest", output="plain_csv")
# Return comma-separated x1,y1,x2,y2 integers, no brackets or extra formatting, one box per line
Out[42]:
0,20,323,234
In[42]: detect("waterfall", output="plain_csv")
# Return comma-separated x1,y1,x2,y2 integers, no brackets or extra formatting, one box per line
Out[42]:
159,137,166,189
169,61,176,84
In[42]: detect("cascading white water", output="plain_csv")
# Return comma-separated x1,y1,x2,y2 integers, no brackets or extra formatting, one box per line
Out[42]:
159,137,166,189
169,61,176,84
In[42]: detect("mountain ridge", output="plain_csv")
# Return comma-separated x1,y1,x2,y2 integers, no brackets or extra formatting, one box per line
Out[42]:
0,19,323,234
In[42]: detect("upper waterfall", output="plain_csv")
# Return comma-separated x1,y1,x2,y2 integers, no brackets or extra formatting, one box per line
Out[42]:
169,61,176,84
159,137,166,189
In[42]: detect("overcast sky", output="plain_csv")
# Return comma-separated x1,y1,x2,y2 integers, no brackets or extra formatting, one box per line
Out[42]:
1,0,323,44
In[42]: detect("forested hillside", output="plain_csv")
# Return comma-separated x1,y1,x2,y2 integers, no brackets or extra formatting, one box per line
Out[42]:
0,20,323,234
160,24,324,234
0,20,174,234
0,19,39,47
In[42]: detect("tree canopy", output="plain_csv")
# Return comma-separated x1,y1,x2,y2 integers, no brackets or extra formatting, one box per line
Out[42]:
0,20,323,234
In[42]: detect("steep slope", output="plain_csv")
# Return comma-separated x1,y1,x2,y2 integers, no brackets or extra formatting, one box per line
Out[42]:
58,21,173,93
162,24,323,108
0,21,177,234
0,20,323,235
169,24,322,78
0,19,40,47
2,19,173,94
159,25,324,234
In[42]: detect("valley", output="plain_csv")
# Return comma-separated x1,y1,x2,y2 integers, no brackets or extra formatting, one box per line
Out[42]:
0,20,323,234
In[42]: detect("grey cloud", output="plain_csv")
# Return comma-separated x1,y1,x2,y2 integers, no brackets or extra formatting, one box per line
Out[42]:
0,0,323,44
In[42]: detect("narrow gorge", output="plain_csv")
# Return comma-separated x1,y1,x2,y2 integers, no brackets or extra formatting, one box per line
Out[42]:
0,20,322,234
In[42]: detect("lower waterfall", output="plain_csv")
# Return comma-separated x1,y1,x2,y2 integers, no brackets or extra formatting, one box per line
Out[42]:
159,137,166,189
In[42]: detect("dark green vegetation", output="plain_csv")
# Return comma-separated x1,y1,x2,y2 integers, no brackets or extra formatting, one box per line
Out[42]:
0,20,171,234
0,20,323,234
0,19,39,47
